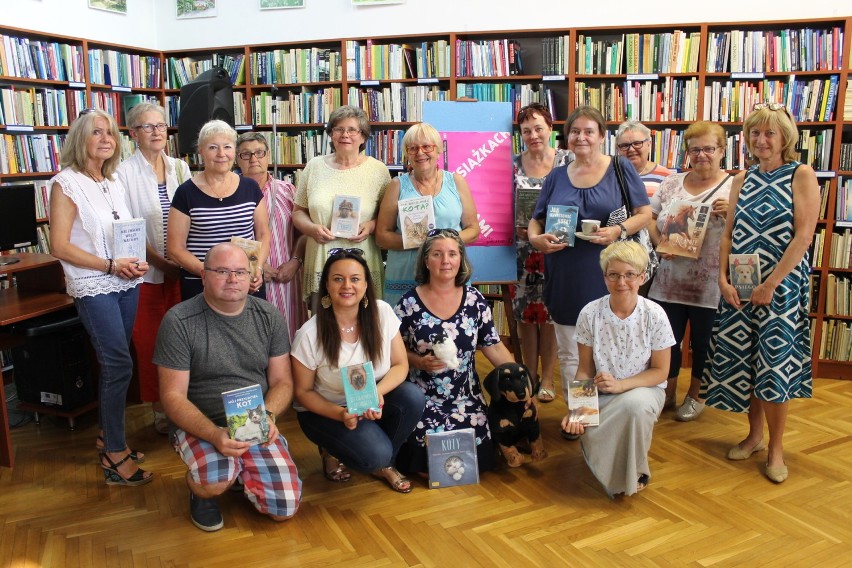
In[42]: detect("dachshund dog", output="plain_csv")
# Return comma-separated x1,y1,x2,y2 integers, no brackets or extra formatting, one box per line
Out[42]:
484,362,547,467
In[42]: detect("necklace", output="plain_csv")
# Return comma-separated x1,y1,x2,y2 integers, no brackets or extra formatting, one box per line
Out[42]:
201,172,229,201
86,170,119,220
639,162,655,176
340,322,358,333
412,171,440,197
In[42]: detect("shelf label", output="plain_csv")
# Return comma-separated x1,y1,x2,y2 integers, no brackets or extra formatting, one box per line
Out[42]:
360,80,380,86
111,85,132,92
836,220,852,228
731,72,765,79
816,171,836,178
542,75,566,82
68,81,86,89
626,73,659,81
417,77,440,84
235,124,253,131
4,125,34,132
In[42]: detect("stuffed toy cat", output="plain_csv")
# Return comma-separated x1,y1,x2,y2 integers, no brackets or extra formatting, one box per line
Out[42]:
432,335,459,370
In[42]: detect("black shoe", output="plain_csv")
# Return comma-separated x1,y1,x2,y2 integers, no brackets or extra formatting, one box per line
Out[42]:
561,429,580,441
190,493,223,532
229,477,243,493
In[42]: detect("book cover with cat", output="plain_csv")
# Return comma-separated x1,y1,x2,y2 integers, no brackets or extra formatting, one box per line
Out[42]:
544,204,578,246
426,428,479,489
113,218,146,261
655,200,712,259
230,236,262,278
729,253,762,301
566,379,600,426
514,188,540,228
330,194,362,238
222,384,269,446
398,195,435,249
341,361,380,416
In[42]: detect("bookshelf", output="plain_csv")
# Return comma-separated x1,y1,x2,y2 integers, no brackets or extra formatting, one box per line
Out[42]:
0,17,851,377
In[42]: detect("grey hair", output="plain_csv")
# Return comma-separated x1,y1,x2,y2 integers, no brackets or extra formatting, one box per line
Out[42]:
237,131,269,150
125,102,167,129
198,119,237,147
615,120,651,140
325,105,371,152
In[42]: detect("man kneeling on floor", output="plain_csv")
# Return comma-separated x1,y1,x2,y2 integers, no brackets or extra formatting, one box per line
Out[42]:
155,243,302,531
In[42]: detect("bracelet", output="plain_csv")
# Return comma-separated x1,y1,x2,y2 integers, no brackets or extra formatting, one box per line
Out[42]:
106,258,114,275
291,256,303,265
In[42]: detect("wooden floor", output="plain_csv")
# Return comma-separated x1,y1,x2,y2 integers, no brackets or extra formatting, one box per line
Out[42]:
2,360,852,567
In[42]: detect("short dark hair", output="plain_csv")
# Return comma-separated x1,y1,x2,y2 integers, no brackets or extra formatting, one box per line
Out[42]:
414,230,472,287
563,105,606,139
517,103,553,128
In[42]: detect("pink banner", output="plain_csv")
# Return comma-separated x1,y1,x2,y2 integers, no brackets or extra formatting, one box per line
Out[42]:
440,131,514,247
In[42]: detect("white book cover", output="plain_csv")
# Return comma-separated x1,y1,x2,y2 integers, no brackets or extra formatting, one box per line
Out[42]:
113,218,146,260
330,194,361,239
567,379,599,426
398,195,435,250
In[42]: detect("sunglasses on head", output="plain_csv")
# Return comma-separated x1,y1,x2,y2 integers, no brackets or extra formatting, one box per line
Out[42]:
426,228,460,238
327,247,365,258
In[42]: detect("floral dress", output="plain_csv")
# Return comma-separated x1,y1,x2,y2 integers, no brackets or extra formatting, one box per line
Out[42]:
394,286,500,450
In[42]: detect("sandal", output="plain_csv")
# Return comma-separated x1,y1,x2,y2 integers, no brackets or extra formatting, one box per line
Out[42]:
96,435,145,464
371,466,412,494
100,452,153,487
536,387,555,403
636,474,650,492
319,447,351,482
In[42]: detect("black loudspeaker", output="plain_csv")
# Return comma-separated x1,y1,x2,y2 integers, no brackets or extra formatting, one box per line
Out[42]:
177,66,234,155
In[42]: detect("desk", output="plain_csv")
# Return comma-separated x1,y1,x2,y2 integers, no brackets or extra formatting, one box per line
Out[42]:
0,253,74,468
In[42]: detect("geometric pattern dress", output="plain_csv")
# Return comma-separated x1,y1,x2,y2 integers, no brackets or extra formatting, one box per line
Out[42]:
700,161,813,412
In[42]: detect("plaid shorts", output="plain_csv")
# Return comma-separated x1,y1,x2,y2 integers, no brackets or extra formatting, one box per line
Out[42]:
173,429,302,518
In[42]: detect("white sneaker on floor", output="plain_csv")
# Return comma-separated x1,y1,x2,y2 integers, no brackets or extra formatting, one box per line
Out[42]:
676,396,705,422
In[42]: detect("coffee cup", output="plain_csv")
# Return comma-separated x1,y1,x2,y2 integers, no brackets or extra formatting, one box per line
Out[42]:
581,219,601,235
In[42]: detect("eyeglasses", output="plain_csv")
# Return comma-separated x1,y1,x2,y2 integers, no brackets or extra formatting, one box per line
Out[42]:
204,267,251,280
605,271,641,282
238,149,268,160
331,127,361,136
427,228,460,238
686,146,719,157
616,139,649,151
135,123,167,133
753,102,786,111
328,247,365,258
406,144,437,155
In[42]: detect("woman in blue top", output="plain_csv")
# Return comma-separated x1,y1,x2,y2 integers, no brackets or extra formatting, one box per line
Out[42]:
376,122,479,307
527,106,652,427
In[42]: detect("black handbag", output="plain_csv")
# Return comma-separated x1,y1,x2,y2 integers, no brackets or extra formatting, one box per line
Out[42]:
611,155,659,279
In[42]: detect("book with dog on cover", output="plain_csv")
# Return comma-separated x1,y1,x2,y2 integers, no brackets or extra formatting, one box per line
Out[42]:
544,204,578,246
426,428,479,489
222,384,269,446
567,379,600,426
230,236,262,279
330,194,362,238
729,253,761,301
341,361,379,416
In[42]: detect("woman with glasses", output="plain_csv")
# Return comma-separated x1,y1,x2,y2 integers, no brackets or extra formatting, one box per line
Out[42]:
50,109,152,486
236,132,307,340
646,121,733,421
511,103,573,403
292,105,391,311
167,119,271,301
701,103,819,484
561,241,675,497
614,121,672,198
117,102,190,434
394,229,514,474
291,249,424,493
528,106,652,435
376,122,478,307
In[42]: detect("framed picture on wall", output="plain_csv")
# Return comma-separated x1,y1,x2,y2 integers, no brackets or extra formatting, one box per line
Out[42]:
352,0,405,5
176,0,217,19
88,0,127,14
261,0,305,8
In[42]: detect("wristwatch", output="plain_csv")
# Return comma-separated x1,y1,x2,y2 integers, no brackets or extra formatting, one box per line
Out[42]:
291,255,303,265
618,223,628,241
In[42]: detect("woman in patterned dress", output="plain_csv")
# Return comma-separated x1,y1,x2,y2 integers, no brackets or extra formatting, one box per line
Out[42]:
394,229,514,474
701,103,819,484
512,103,572,403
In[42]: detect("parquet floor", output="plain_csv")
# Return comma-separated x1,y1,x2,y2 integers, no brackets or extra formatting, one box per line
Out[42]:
1,360,851,567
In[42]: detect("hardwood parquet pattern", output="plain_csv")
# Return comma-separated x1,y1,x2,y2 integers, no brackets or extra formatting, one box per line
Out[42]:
1,362,851,567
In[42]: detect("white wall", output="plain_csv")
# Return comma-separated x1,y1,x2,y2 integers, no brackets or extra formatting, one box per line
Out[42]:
4,0,849,51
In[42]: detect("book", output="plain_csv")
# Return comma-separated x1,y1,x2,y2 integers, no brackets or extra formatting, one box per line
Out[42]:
544,204,578,246
729,253,761,301
113,218,146,260
230,236,262,278
222,384,269,446
330,194,361,239
341,361,379,416
655,200,712,259
514,187,539,228
566,379,600,426
426,428,479,489
398,195,435,249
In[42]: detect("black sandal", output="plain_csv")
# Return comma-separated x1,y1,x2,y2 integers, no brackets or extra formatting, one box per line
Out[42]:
637,474,650,492
100,452,153,487
96,435,145,464
319,447,351,482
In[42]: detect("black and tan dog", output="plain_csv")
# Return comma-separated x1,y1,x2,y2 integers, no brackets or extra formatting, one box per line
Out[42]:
484,362,547,467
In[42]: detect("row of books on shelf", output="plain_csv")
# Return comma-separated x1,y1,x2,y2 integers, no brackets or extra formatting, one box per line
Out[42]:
702,76,839,123
838,144,852,172
455,39,523,78
252,130,331,166
252,47,341,85
826,273,852,316
576,31,702,75
455,83,556,116
87,49,161,89
0,33,85,83
345,41,414,81
705,26,844,73
818,318,852,362
575,77,699,122
363,129,405,168
346,85,448,124
0,133,63,174
165,54,245,89
835,179,852,223
0,85,86,127
541,36,569,76
251,88,342,125
1,225,51,255
826,228,852,269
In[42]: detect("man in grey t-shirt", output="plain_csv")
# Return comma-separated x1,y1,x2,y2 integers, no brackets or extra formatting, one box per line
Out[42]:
155,243,301,532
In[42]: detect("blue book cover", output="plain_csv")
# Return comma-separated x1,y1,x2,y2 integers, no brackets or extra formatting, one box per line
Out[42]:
222,384,269,446
544,204,579,246
341,361,379,416
426,428,479,489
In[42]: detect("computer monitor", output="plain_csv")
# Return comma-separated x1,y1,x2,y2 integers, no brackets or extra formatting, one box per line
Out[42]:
0,182,38,266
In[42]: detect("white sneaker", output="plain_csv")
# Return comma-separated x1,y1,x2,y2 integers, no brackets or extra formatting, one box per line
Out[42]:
676,396,705,422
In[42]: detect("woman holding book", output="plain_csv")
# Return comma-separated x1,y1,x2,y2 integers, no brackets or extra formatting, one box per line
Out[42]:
646,121,733,421
614,120,672,198
167,119,271,301
292,106,391,311
511,103,573,403
117,102,191,434
376,122,479,307
49,108,152,486
291,249,424,493
701,103,819,484
561,241,674,497
394,229,514,474
528,106,651,428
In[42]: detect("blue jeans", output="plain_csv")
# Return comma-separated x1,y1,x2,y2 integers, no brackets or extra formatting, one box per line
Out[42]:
75,286,140,453
297,380,425,473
